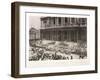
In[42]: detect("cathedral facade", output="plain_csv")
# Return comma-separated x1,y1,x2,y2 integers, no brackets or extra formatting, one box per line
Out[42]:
40,17,87,42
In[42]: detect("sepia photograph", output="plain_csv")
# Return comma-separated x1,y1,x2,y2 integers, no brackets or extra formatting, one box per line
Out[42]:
11,2,97,77
29,16,87,61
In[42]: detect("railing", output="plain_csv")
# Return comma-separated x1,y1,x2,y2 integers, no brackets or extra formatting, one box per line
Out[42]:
41,24,87,29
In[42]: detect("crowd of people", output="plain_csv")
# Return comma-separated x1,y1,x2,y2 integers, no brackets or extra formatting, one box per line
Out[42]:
29,40,87,61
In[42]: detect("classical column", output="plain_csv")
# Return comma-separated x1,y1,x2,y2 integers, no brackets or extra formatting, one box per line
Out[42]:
61,17,64,27
63,17,65,26
76,30,79,42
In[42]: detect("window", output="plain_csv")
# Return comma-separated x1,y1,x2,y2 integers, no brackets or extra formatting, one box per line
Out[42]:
80,18,87,25
82,18,87,25
71,18,75,24
65,17,68,23
59,17,61,25
53,17,55,25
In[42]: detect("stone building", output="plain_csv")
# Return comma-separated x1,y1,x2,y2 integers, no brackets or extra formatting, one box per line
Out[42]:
40,17,87,42
29,27,40,46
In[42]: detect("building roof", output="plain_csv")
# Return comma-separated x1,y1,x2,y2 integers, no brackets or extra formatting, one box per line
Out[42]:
29,27,39,34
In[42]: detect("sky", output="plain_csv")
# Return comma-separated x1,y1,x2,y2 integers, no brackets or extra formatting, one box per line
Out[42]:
29,16,41,30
